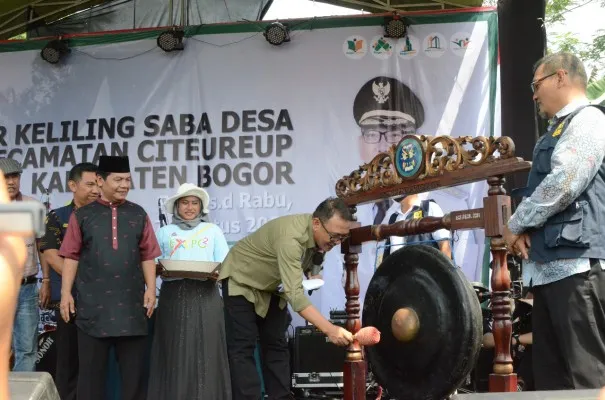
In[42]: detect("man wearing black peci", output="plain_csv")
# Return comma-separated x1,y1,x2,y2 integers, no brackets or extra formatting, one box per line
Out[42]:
59,156,160,400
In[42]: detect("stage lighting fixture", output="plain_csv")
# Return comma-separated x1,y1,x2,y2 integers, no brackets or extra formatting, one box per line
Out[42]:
157,29,185,52
264,22,290,46
40,39,70,64
384,14,407,39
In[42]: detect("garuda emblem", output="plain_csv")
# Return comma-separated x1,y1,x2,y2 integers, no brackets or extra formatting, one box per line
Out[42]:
372,80,391,104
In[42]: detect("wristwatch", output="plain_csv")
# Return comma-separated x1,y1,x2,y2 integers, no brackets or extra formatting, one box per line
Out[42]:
512,334,519,349
512,334,525,352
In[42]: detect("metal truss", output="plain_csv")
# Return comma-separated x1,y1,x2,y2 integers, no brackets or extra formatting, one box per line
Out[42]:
314,0,479,13
0,0,104,39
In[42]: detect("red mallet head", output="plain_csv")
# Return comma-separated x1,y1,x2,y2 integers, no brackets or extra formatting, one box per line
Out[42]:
355,326,381,346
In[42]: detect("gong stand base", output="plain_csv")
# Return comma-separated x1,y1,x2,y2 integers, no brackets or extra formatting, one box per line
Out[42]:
342,222,366,400
486,177,516,392
489,373,518,392
343,360,366,400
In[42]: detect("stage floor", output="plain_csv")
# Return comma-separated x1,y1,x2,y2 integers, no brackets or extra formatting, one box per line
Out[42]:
453,389,602,399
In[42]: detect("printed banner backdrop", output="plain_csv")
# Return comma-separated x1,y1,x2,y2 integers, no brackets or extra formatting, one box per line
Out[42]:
0,10,498,323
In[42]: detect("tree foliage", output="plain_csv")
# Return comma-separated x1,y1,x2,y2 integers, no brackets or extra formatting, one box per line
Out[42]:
544,0,604,82
587,75,605,103
9,33,26,40
484,0,604,82
545,0,604,82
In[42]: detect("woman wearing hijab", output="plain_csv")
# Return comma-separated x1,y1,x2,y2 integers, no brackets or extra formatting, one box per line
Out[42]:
147,183,232,399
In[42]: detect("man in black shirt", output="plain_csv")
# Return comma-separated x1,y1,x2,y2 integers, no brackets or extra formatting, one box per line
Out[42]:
40,162,99,400
59,156,160,400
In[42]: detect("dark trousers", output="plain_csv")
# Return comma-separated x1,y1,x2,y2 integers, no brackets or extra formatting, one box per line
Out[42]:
76,328,148,400
55,317,79,400
532,259,605,390
222,280,291,400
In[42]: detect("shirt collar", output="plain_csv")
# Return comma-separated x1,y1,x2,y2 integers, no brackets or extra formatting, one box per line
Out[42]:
554,98,590,120
306,215,317,249
11,192,23,202
97,198,126,207
397,197,422,216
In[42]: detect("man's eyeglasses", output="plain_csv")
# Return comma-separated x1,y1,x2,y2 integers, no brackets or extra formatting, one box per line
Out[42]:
361,128,415,144
530,72,557,93
319,219,349,243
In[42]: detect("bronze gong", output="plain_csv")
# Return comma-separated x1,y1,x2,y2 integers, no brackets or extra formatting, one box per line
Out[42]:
363,245,483,400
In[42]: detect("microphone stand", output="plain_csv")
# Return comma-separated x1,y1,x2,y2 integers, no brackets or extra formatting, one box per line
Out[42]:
308,251,325,296
158,198,167,228
43,188,51,214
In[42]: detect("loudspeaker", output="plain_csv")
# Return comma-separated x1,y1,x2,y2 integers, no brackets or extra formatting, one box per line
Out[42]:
35,330,57,379
9,372,59,400
292,325,345,373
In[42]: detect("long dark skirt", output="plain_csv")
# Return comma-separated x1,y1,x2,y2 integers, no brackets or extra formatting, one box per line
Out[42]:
147,279,232,400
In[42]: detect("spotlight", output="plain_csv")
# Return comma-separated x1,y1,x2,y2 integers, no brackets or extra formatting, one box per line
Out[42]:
384,14,407,39
40,39,70,64
264,22,290,46
157,28,185,52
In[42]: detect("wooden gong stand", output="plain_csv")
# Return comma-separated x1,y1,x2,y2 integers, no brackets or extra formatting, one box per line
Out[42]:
334,135,532,399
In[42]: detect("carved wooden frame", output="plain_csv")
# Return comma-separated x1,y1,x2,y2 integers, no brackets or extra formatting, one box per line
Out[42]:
335,134,531,399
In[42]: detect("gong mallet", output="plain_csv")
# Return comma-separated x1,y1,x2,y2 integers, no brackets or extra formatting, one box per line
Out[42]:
354,326,381,346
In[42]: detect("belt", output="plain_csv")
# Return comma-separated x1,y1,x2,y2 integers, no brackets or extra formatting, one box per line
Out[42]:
21,275,38,285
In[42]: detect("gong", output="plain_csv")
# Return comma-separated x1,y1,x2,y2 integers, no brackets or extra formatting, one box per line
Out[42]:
363,245,483,400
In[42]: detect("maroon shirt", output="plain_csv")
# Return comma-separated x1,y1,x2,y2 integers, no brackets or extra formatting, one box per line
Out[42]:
59,198,160,338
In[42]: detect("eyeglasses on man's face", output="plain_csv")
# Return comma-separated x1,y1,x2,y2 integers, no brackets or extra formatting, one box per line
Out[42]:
319,219,349,244
530,72,557,93
361,127,416,144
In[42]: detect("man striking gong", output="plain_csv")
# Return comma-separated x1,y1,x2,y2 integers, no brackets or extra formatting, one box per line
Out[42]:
219,197,355,400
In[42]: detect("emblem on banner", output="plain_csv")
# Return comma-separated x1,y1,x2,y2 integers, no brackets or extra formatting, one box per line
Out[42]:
423,32,446,58
370,36,394,60
395,135,425,179
450,32,472,56
397,35,419,59
343,35,368,60
372,80,391,104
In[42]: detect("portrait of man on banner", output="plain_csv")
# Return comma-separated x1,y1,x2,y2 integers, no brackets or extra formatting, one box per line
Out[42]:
354,75,425,172
322,75,427,312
